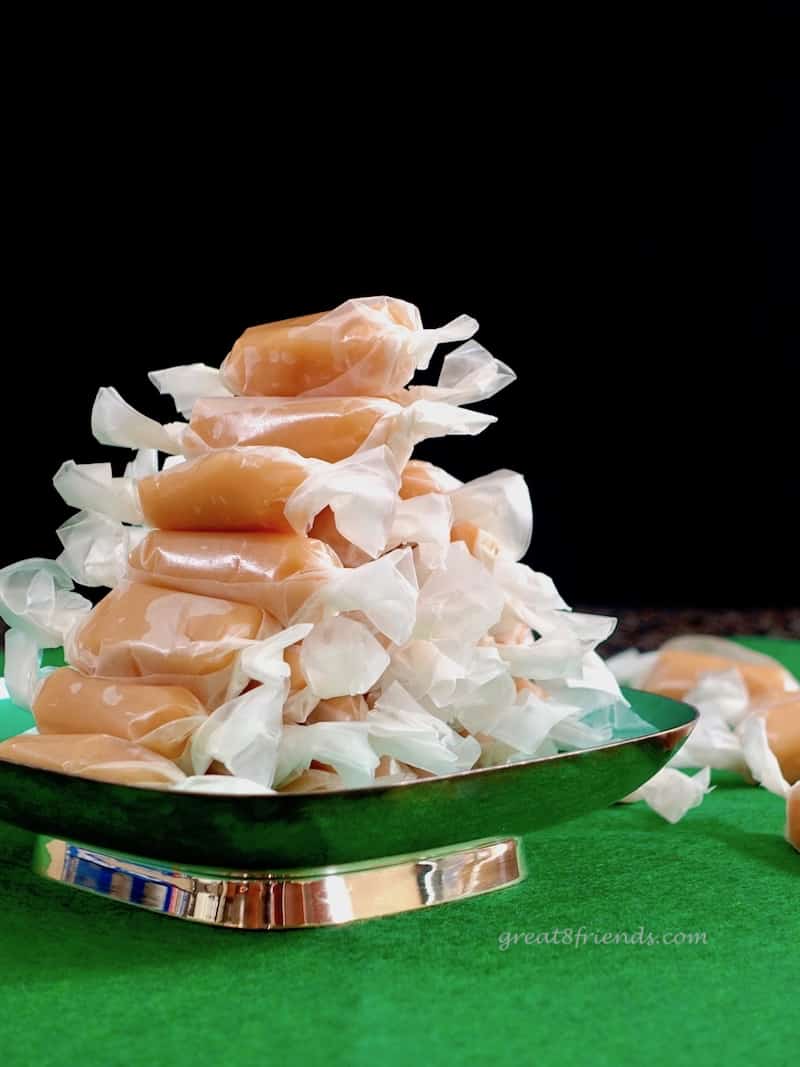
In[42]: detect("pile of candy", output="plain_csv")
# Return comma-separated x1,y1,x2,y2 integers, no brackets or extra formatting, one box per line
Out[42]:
610,637,799,848
0,297,639,796
0,297,795,854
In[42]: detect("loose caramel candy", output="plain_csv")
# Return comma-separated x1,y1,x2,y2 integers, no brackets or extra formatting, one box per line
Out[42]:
188,396,393,463
220,299,420,398
399,460,452,499
128,530,342,624
138,450,308,532
68,583,267,707
748,694,800,785
33,668,206,759
787,782,800,851
641,649,791,703
0,733,184,787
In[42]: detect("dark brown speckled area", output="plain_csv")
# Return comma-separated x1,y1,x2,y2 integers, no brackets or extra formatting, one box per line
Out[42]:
578,607,800,655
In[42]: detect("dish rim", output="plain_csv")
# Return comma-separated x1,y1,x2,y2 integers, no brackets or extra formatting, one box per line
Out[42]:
0,686,698,802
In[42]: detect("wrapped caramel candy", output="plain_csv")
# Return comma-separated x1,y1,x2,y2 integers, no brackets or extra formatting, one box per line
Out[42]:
309,461,533,574
93,389,494,467
400,460,460,499
0,294,643,799
127,530,341,622
0,733,185,788
219,297,477,398
33,668,206,759
746,693,800,785
57,520,417,644
54,445,399,559
306,696,369,724
640,645,794,703
67,583,272,708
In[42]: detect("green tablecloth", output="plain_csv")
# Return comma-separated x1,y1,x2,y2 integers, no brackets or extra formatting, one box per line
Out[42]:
1,638,797,1067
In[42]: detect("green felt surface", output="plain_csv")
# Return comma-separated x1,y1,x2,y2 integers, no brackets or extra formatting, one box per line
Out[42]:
0,639,797,1067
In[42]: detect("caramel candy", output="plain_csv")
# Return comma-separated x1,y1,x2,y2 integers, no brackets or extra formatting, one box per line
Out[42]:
281,655,369,723
307,458,457,565
67,583,267,707
138,450,309,533
220,299,420,398
128,530,342,624
279,767,343,793
641,649,791,703
748,694,800,785
450,520,502,564
307,696,369,724
188,396,393,462
284,644,306,694
33,668,205,759
0,733,184,787
399,460,453,499
787,782,800,851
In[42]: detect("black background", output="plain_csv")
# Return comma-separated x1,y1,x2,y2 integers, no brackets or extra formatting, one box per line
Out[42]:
3,19,797,609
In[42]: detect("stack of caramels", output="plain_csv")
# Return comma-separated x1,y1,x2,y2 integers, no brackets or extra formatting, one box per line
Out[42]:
0,297,639,795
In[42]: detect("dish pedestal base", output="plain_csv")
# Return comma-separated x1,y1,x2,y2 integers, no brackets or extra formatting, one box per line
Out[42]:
32,835,524,929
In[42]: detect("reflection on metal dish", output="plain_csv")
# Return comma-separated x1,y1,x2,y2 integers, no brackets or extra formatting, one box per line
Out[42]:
1,687,696,928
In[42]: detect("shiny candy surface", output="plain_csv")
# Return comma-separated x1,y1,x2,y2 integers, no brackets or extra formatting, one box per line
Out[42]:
67,583,268,708
33,669,206,759
128,531,341,624
138,450,308,532
188,396,395,462
0,734,185,787
220,299,422,398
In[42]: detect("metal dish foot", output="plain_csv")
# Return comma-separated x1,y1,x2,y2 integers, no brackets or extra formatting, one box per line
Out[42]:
33,835,524,929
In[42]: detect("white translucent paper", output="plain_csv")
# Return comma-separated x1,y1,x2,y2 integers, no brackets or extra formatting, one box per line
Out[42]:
174,775,274,795
386,494,454,570
300,617,390,699
54,445,401,559
622,635,800,824
3,628,43,710
668,670,750,774
449,471,533,562
369,684,481,775
413,543,506,643
57,510,145,589
739,716,790,800
57,517,418,646
151,297,481,409
92,385,496,469
622,767,713,824
405,340,516,407
275,722,379,788
0,293,648,797
0,559,91,648
190,625,311,782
